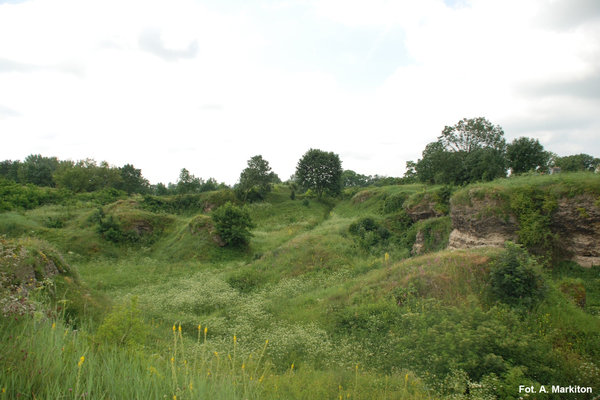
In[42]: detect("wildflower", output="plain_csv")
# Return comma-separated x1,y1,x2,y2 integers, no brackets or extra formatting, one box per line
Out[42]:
173,396,176,400
242,363,245,370
385,252,390,262
2,387,5,393
197,324,201,331
78,356,85,368
51,322,56,330
204,327,207,335
171,357,174,364
214,352,218,357
189,383,193,391
172,325,176,332
178,324,181,333
291,363,294,371
233,335,237,344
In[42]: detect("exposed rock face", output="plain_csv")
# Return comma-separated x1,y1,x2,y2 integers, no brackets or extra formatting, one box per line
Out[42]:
448,192,600,267
411,231,425,255
405,201,444,222
448,194,518,250
550,195,600,267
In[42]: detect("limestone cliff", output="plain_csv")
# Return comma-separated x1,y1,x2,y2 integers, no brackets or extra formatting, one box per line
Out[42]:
447,178,600,267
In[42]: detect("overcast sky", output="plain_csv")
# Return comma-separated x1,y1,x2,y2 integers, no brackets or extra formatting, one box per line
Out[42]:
1,0,599,185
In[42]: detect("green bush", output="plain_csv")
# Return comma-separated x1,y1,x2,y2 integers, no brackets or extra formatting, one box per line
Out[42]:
489,243,547,308
211,201,255,247
348,217,390,251
381,192,407,214
95,297,147,348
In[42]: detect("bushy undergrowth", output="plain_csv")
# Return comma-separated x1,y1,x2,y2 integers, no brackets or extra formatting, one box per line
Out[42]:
489,242,547,308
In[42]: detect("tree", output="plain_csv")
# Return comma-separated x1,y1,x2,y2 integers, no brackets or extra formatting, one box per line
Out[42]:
506,137,549,174
236,155,278,202
439,117,506,154
53,159,122,192
341,170,371,187
0,160,21,182
555,154,600,172
211,201,255,247
413,117,507,185
18,154,59,187
295,149,342,198
176,168,202,194
119,164,150,194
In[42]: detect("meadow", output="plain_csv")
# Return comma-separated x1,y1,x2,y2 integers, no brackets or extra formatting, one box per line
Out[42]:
1,176,599,399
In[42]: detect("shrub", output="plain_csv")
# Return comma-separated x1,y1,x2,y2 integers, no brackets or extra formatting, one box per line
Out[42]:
348,217,390,251
211,202,255,247
95,297,147,348
489,242,547,308
381,193,407,214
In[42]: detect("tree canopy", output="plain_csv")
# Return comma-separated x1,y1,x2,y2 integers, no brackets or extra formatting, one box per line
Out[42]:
506,137,549,174
413,117,508,185
295,149,342,198
236,155,278,202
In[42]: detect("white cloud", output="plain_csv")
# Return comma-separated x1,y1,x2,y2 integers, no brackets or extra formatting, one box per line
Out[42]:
0,0,599,185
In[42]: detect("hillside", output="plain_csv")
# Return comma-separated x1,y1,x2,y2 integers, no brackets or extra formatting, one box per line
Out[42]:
1,175,599,399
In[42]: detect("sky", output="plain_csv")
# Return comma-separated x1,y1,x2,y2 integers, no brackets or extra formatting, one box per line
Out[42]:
1,0,599,185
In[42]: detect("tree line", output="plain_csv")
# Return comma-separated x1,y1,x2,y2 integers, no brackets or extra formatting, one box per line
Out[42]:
2,118,598,199
403,117,600,185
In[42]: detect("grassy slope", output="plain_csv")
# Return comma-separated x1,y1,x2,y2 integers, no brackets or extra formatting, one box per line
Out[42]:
1,179,600,399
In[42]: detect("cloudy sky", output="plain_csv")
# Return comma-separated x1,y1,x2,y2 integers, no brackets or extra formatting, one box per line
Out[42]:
1,0,599,185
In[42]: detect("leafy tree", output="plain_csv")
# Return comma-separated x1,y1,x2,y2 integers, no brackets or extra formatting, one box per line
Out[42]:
211,201,255,247
506,137,549,174
155,183,169,195
341,170,371,187
439,117,506,153
236,155,278,202
18,154,59,187
464,147,507,182
53,159,121,192
119,164,150,194
0,159,21,182
295,149,343,198
416,141,465,185
555,153,600,172
403,161,418,183
413,117,507,185
176,168,202,194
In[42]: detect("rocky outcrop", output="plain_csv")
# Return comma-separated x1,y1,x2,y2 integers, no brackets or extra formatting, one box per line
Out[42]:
550,195,600,267
448,191,600,267
448,193,518,250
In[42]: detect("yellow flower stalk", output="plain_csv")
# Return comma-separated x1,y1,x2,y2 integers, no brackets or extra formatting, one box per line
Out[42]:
178,324,182,333
51,322,56,330
78,356,85,368
172,324,176,332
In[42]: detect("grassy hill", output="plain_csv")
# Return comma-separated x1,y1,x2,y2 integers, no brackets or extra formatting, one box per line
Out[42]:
1,176,599,399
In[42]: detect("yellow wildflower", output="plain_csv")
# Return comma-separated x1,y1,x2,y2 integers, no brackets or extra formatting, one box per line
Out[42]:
78,356,85,368
51,322,56,330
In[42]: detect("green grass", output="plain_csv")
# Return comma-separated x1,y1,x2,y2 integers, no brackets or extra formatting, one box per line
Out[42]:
2,176,600,399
